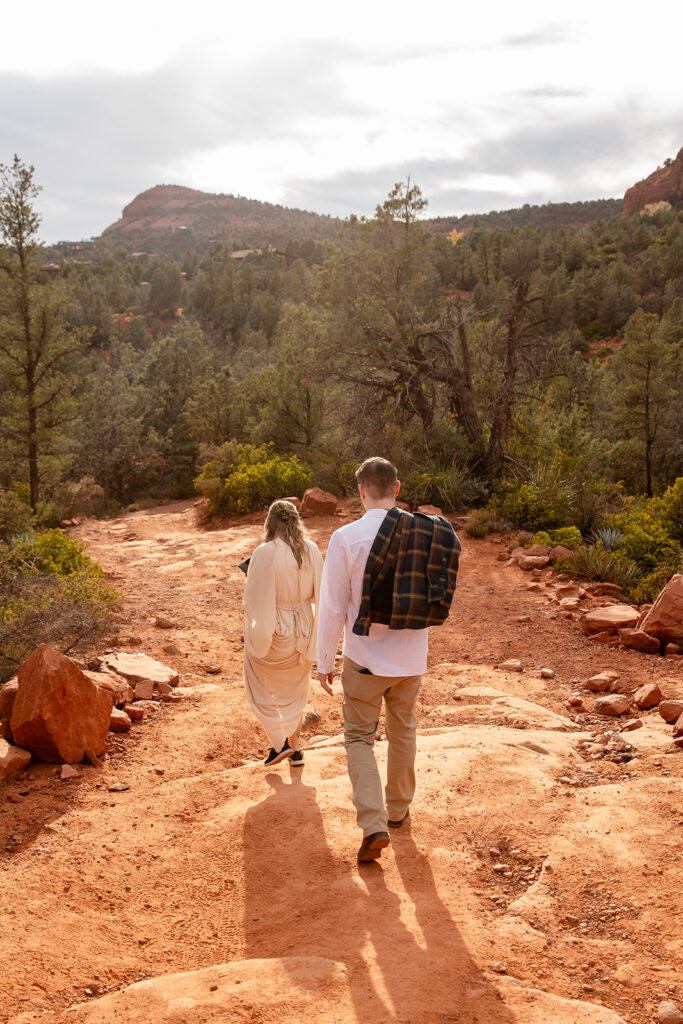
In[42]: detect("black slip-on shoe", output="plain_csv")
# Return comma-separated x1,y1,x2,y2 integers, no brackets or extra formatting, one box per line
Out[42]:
264,740,293,766
290,750,304,766
388,810,410,829
357,831,390,862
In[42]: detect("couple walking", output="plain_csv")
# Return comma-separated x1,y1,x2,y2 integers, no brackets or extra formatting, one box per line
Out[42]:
242,457,460,862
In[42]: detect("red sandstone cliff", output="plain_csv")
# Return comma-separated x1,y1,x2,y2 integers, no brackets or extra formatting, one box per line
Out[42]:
623,148,683,217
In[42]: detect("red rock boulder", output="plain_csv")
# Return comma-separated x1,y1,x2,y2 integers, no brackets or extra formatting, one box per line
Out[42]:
416,504,443,517
299,487,338,517
11,645,113,763
283,496,301,511
639,574,683,645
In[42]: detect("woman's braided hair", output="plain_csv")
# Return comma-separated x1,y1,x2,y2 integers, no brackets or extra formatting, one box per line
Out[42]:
263,500,309,567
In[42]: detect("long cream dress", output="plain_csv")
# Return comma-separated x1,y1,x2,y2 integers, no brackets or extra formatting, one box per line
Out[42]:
243,537,323,751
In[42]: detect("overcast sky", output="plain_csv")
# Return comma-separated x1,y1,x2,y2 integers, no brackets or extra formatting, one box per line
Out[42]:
1,0,681,242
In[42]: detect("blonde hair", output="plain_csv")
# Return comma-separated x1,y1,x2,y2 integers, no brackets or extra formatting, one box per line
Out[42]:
262,500,309,567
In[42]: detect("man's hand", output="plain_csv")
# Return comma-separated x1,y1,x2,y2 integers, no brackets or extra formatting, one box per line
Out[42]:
317,671,334,696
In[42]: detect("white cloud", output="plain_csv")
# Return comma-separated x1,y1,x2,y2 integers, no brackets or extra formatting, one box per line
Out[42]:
0,0,681,239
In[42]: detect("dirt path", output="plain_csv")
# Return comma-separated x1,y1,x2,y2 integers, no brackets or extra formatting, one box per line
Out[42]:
2,501,682,1024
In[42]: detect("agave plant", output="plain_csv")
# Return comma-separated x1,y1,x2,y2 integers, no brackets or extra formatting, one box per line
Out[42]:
556,546,642,591
590,526,624,550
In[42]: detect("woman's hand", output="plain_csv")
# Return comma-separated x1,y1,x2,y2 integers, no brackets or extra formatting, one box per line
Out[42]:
317,671,334,696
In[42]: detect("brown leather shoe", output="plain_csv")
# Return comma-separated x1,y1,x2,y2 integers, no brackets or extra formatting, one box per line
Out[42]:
357,832,390,862
388,810,410,829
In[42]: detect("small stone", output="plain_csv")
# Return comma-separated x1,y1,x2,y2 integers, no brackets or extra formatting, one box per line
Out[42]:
621,719,643,732
540,668,555,679
492,961,508,974
585,671,619,693
163,643,180,656
124,704,144,722
134,680,155,701
657,1000,683,1024
492,863,510,872
108,782,129,792
205,664,221,674
154,617,174,629
60,764,78,780
665,643,682,658
154,767,165,775
497,659,523,673
109,708,132,733
209,983,218,992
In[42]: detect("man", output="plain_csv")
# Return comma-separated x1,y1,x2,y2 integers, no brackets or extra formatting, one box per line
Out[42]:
317,457,430,863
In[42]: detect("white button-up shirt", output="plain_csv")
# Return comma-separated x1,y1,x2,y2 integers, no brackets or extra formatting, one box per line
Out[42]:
316,508,429,677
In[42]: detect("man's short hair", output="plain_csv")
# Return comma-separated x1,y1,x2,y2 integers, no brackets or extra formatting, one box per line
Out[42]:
355,457,398,498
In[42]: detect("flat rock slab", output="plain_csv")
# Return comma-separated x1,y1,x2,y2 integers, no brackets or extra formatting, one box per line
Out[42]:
45,957,349,1024
582,605,640,634
101,653,179,688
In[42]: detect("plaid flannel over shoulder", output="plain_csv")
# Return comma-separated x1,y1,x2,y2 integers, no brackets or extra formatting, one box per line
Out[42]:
352,508,461,635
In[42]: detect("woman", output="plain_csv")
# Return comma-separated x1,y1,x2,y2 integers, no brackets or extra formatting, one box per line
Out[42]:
243,500,323,766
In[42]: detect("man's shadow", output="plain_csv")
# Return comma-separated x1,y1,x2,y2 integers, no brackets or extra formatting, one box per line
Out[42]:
242,773,515,1023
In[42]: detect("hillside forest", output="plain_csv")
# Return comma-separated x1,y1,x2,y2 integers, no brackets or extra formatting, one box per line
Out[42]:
1,156,683,678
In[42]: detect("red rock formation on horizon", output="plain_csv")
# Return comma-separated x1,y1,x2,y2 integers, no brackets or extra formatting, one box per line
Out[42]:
623,147,683,217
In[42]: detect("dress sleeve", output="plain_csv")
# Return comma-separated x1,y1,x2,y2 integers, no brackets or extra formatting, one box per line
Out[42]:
243,543,277,659
305,540,324,662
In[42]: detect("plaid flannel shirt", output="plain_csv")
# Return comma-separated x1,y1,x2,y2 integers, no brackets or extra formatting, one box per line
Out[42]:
352,507,461,635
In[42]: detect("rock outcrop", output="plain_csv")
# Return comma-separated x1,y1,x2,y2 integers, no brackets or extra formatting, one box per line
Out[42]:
11,645,113,763
623,148,683,217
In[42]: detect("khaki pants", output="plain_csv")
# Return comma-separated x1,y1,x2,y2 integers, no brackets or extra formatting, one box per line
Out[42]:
341,656,422,837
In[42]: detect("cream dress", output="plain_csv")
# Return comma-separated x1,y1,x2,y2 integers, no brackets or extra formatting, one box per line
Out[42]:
243,537,323,752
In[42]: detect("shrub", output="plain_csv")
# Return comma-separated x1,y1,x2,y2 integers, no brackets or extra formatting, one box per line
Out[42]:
465,509,493,538
555,545,643,592
531,531,553,547
0,490,33,544
195,442,312,516
606,503,681,575
0,531,119,684
403,466,485,512
660,477,683,543
549,526,583,549
52,476,106,520
490,482,569,532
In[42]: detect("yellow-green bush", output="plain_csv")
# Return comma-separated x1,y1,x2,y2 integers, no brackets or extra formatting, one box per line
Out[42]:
660,477,683,544
490,482,569,532
1,531,119,683
195,442,312,516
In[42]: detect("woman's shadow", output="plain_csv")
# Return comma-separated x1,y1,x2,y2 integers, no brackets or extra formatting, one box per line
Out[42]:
242,773,515,1023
